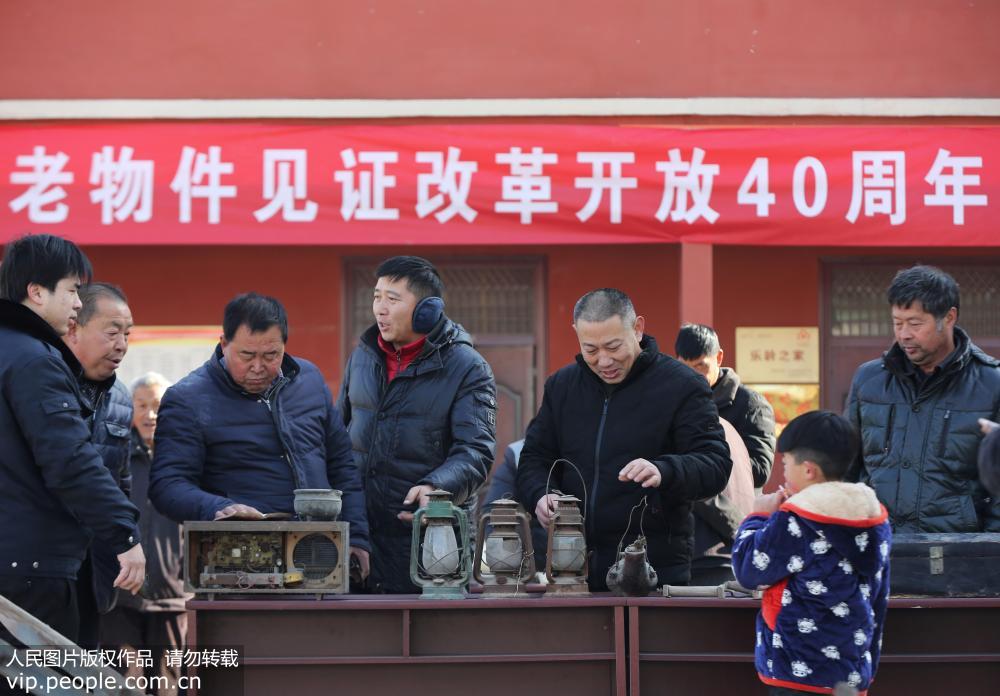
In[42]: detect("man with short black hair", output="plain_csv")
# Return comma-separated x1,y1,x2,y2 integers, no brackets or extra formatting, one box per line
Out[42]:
63,282,135,646
338,256,497,593
0,234,144,644
149,292,371,576
675,323,776,489
845,264,1000,532
517,288,731,590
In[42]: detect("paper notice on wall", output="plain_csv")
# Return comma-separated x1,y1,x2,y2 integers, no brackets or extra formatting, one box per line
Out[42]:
117,325,219,390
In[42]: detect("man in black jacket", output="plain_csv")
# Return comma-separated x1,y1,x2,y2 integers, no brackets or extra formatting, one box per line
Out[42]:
63,282,135,647
516,289,731,590
675,323,776,490
0,234,144,644
845,265,1000,532
338,256,496,593
150,293,371,577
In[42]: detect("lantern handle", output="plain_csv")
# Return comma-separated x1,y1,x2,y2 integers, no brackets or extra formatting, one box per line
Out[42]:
615,495,649,558
545,458,589,522
472,510,488,584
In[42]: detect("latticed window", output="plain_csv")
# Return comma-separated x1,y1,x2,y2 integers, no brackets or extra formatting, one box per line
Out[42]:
346,261,537,341
830,264,1000,338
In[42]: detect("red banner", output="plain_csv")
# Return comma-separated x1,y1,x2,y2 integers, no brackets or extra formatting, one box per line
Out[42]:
1,123,997,246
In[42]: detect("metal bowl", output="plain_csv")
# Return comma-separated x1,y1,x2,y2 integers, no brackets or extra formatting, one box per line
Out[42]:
293,488,343,521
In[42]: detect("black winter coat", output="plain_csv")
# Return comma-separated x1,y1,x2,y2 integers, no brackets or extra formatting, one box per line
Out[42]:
845,327,1000,532
338,318,496,593
150,346,370,550
0,300,141,580
516,336,732,590
712,368,776,489
115,431,188,613
82,376,134,614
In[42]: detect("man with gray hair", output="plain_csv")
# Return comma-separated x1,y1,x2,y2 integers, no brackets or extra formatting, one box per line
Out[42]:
845,264,1000,532
62,282,135,646
516,288,731,590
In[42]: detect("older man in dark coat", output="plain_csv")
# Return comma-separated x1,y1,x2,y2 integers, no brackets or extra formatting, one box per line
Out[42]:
846,265,1000,532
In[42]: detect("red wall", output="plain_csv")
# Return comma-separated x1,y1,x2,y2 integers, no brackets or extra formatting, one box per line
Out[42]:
545,244,680,372
2,1,998,99
83,243,680,390
713,245,1000,362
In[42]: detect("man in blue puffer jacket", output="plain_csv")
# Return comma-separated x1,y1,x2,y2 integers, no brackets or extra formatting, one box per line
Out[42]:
150,292,370,577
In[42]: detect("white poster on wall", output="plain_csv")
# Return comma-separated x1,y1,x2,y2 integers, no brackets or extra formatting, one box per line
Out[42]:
117,326,220,390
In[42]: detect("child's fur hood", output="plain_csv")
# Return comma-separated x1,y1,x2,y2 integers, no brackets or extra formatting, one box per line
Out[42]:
786,481,882,522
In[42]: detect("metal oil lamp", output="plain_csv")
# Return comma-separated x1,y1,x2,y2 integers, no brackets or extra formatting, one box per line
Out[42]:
409,489,472,599
473,498,536,595
544,494,590,596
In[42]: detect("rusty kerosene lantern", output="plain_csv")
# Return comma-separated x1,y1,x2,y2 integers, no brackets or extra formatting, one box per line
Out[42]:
409,490,471,599
544,494,590,595
473,498,536,595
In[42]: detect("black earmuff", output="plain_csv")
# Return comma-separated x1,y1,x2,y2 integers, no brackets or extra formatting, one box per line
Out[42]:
412,296,445,334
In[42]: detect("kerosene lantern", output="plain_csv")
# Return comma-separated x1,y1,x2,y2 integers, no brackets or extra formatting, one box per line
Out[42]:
410,489,472,599
544,494,590,595
473,498,536,595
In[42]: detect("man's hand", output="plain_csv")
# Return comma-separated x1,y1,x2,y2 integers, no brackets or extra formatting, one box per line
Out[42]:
350,547,370,580
534,493,561,527
214,504,265,520
397,484,436,523
618,458,662,488
979,418,1000,436
114,543,146,595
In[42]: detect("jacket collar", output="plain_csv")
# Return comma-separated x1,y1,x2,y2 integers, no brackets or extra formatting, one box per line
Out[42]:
0,298,83,376
883,326,982,400
575,334,660,390
711,367,740,408
377,333,427,359
130,427,151,458
360,315,469,376
209,342,300,396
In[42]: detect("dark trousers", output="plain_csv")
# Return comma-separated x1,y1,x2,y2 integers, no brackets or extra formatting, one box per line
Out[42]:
0,575,79,644
99,607,187,696
0,576,79,695
75,557,101,649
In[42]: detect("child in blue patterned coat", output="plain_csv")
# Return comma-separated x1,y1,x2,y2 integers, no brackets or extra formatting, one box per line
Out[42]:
733,411,891,695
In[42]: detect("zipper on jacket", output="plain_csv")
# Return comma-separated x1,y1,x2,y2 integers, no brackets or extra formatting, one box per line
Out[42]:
883,405,896,455
588,396,610,536
937,409,952,459
258,380,303,490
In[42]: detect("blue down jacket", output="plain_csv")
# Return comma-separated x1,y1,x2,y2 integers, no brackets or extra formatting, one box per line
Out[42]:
0,300,140,580
733,482,891,695
150,345,369,550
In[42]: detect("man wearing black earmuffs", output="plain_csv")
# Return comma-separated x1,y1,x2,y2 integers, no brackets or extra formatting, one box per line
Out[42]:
338,256,497,593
